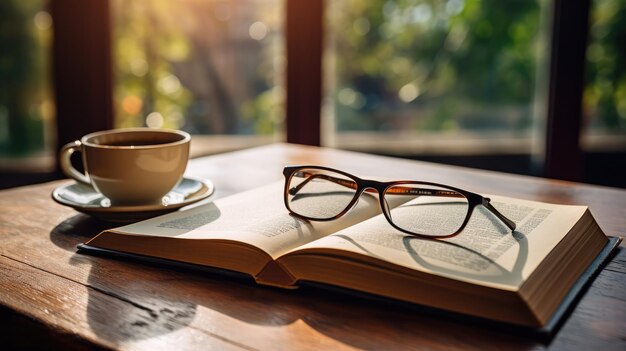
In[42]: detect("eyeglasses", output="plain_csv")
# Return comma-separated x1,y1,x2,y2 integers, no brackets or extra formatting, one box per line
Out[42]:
283,165,516,238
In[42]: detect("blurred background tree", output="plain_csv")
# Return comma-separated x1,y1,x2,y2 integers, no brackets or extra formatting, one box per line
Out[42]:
0,0,52,157
328,0,540,134
112,0,283,136
583,0,626,132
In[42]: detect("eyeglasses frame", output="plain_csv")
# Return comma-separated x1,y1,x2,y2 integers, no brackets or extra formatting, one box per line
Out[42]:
283,165,516,239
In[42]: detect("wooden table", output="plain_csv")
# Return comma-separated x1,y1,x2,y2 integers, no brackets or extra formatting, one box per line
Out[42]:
1,143,624,350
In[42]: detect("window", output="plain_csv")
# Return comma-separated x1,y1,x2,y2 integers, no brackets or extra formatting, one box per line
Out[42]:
1,0,625,189
111,0,285,154
324,0,545,155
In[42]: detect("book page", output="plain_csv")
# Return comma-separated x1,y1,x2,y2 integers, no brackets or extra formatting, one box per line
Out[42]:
108,181,391,258
287,195,587,290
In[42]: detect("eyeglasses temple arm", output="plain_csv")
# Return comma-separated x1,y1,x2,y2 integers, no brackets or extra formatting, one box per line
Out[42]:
482,198,516,232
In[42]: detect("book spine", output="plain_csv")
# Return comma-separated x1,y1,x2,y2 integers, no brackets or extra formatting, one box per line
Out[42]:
255,260,299,289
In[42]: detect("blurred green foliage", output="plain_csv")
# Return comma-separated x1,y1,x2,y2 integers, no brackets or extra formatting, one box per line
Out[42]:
331,0,626,135
113,0,193,130
584,0,626,131
111,0,626,136
0,0,51,156
329,0,540,133
112,0,282,136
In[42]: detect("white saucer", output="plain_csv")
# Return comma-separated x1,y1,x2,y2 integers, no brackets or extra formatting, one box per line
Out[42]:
52,177,215,223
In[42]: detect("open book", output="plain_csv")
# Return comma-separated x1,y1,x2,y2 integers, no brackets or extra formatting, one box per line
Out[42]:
79,181,620,330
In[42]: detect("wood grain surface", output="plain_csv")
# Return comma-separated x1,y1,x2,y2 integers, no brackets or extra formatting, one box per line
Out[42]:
1,143,624,350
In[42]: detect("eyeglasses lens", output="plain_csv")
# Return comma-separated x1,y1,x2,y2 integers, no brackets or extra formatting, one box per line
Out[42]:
287,168,357,220
385,184,469,237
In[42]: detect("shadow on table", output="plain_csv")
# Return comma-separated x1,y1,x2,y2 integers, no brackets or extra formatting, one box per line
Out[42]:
50,215,198,346
49,214,116,251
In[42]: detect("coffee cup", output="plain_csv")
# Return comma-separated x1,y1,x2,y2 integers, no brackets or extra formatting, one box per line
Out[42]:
60,128,191,205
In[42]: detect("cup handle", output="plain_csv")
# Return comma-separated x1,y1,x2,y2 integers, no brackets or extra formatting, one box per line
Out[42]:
60,140,90,184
